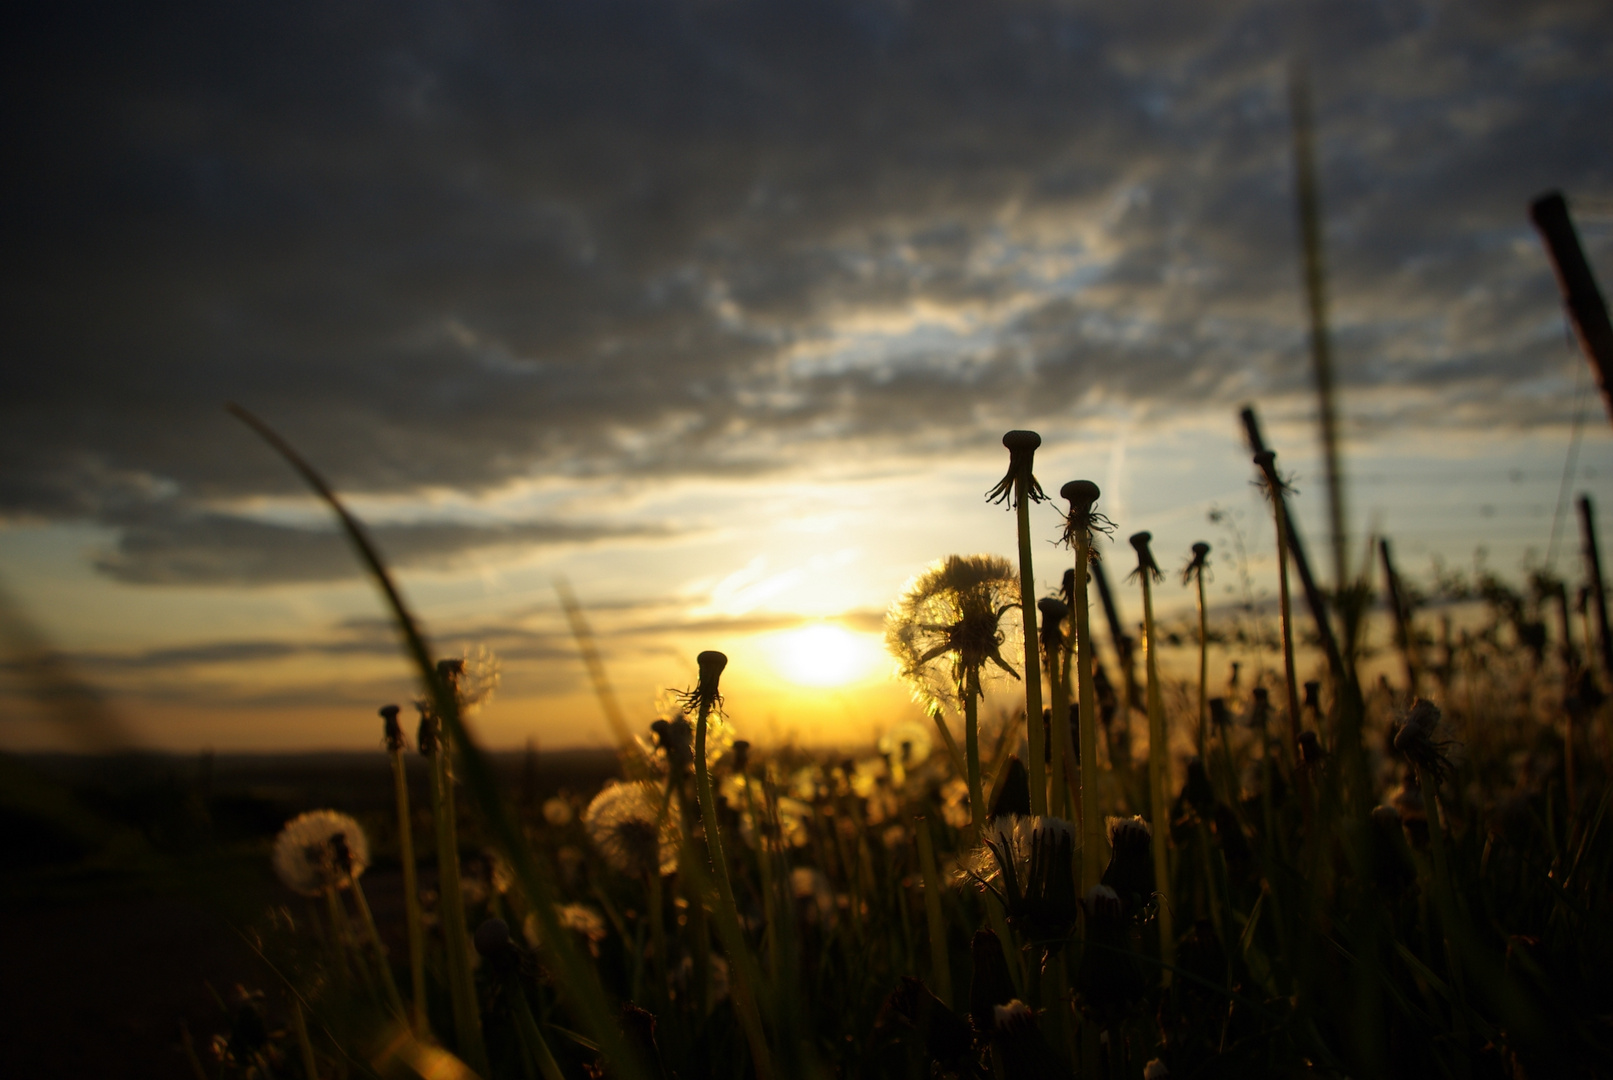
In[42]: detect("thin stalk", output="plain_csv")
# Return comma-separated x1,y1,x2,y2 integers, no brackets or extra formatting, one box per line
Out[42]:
915,815,954,1007
1016,491,1047,815
1379,538,1420,697
290,998,319,1080
324,887,353,989
1132,533,1175,980
678,837,777,1080
1074,535,1101,894
389,743,430,1035
992,431,1049,814
688,655,776,1079
1195,560,1210,758
1059,481,1106,899
431,745,488,1072
964,668,986,834
1256,452,1312,817
352,875,409,1024
1048,660,1072,822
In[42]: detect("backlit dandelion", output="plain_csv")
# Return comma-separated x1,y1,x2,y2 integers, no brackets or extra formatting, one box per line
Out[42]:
583,780,678,877
887,553,1020,832
272,810,369,896
877,718,934,773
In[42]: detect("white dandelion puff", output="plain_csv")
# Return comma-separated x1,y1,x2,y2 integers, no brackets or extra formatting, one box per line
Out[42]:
272,810,369,897
583,780,679,877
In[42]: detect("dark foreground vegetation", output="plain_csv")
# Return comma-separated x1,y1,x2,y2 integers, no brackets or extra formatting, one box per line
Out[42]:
8,411,1611,1080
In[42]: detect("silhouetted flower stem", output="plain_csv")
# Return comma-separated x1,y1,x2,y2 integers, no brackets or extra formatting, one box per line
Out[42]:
988,431,1050,814
1183,544,1211,758
352,868,409,1025
1040,596,1073,820
965,667,985,832
1129,531,1175,980
1254,451,1311,817
681,651,777,1079
1060,481,1107,898
424,706,489,1071
383,704,430,1036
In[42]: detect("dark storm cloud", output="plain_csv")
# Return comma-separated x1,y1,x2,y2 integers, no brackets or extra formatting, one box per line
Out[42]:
2,0,1609,581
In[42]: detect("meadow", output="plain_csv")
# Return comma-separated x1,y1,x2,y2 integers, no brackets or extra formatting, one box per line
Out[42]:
11,407,1598,1080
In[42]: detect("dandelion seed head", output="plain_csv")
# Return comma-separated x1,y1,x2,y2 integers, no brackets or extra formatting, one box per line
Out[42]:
583,780,678,877
886,554,1020,710
877,719,933,770
272,810,369,896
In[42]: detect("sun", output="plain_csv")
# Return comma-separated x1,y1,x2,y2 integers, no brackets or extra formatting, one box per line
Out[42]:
767,623,882,688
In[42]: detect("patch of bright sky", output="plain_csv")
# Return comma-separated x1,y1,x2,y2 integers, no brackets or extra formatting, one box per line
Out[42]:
7,400,1613,751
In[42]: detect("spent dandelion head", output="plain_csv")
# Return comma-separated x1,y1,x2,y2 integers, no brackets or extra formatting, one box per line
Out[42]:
380,703,406,751
272,810,370,897
674,650,727,719
415,702,438,757
886,554,1021,710
1128,532,1162,584
985,430,1049,508
1181,542,1211,587
439,647,500,712
583,780,679,877
1058,480,1114,550
1252,450,1296,501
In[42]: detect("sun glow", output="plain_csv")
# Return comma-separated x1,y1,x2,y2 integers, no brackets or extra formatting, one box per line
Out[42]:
767,623,884,688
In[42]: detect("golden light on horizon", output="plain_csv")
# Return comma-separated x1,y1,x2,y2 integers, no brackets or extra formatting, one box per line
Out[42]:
765,623,885,688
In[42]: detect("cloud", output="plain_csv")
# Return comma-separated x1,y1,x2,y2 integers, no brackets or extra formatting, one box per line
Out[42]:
95,510,675,585
1,0,1610,566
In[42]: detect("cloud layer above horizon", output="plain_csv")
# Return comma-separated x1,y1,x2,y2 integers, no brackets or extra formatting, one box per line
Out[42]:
3,0,1611,587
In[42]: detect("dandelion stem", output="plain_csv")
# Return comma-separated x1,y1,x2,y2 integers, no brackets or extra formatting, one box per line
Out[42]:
1131,532,1175,981
1192,551,1210,759
688,657,777,1079
388,741,430,1036
1016,492,1047,816
992,431,1049,815
1255,452,1312,818
352,873,409,1024
431,741,488,1071
964,668,986,834
1062,482,1104,897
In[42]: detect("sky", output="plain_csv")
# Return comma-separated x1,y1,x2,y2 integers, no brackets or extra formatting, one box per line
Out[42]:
2,0,1612,752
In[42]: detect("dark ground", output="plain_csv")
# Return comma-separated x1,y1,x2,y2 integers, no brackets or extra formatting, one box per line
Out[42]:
0,748,619,1079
